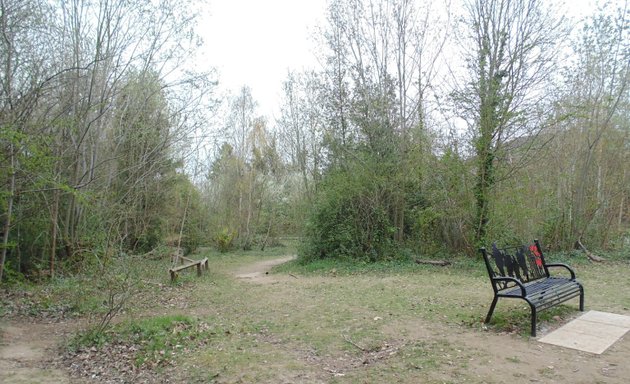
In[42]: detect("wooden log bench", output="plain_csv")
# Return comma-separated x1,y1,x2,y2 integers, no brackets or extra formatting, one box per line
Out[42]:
480,239,584,336
169,257,208,282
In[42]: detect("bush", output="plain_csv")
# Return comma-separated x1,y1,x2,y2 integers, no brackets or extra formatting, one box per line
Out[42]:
214,228,236,253
299,167,399,263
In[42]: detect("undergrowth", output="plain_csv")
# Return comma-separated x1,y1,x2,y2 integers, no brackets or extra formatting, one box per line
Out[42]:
274,254,487,278
70,314,216,367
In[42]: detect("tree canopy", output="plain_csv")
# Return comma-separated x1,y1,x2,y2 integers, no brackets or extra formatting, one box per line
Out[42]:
1,0,629,282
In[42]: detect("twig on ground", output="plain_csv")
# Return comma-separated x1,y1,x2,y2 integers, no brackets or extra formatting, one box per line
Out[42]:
342,334,367,352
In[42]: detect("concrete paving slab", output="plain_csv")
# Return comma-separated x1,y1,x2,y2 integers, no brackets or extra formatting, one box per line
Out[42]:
580,310,630,328
538,311,630,354
561,318,629,338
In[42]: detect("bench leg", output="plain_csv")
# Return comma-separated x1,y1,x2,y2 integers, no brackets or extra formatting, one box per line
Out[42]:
530,305,537,337
485,296,499,324
579,286,585,311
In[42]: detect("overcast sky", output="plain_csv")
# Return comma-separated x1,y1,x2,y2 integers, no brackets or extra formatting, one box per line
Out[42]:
200,0,327,119
199,0,600,120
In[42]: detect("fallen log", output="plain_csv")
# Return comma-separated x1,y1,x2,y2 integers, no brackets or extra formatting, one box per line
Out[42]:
415,259,451,266
576,239,605,263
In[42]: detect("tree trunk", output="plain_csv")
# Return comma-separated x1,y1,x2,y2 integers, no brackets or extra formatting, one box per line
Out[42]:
0,147,16,284
49,188,60,278
474,142,494,245
177,192,191,254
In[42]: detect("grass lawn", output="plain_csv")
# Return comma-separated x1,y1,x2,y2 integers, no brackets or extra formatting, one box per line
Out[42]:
2,243,629,383
139,245,630,383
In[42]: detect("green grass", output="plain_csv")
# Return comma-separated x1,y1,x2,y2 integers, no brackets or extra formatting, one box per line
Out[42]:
117,315,216,366
269,248,630,340
274,253,487,277
4,243,630,383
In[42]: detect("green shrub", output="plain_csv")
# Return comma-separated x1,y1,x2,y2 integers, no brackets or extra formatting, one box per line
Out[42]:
215,228,236,253
299,167,398,263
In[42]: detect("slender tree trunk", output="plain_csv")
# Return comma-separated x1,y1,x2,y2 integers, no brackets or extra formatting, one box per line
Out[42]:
244,172,254,249
474,135,495,245
474,163,491,244
49,188,60,278
618,169,626,231
177,192,191,254
0,0,15,284
0,146,16,283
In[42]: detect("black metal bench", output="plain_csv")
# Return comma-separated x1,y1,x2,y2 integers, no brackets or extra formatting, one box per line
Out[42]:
480,239,584,336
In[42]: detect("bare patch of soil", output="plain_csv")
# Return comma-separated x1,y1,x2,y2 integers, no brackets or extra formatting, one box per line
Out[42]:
460,328,630,383
384,316,630,383
0,320,76,384
234,255,296,283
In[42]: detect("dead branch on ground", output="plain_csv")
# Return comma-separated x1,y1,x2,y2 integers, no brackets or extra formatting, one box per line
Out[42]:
576,238,605,262
342,334,367,352
415,259,451,266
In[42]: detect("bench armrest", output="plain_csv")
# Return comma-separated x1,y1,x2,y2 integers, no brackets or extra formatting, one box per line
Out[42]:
491,276,526,296
545,263,576,279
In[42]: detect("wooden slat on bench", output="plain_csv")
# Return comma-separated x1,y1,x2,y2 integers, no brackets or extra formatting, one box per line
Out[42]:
179,255,196,264
170,261,199,273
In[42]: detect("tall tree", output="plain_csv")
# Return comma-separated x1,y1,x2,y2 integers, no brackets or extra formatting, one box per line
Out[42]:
455,0,566,246
1,0,215,282
0,0,56,281
109,71,174,251
553,3,629,249
207,87,283,249
297,0,449,261
278,71,324,200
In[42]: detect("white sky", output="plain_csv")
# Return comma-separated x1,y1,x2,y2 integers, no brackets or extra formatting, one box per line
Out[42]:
200,0,327,119
199,0,600,121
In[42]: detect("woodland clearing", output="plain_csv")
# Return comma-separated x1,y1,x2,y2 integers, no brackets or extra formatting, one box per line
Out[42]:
1,245,629,383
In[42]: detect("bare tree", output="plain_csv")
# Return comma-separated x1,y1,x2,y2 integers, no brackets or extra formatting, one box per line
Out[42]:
277,71,325,200
0,0,56,281
209,87,279,249
1,0,215,282
559,3,629,250
454,0,566,245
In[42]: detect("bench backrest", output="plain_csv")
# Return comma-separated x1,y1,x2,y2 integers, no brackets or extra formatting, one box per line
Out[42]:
480,240,549,288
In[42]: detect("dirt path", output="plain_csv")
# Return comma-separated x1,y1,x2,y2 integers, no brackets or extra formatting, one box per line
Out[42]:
0,320,76,384
234,255,296,283
0,256,296,384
